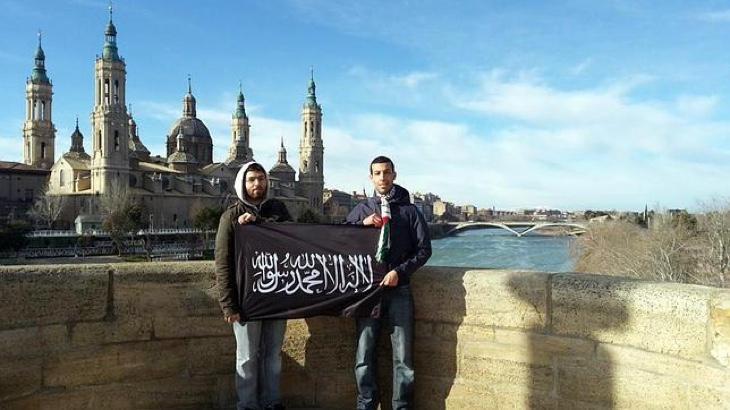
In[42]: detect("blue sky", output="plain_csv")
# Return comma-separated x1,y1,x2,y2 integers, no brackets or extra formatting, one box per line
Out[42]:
2,0,730,211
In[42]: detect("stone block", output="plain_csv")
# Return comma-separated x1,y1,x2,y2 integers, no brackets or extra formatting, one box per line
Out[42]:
0,324,67,360
294,317,355,375
711,290,730,367
44,340,187,388
313,377,354,410
0,266,109,330
552,273,711,360
459,338,554,394
113,282,219,319
557,344,698,408
596,343,730,395
463,270,549,330
411,267,469,325
112,261,215,284
414,337,460,378
493,328,594,366
187,336,235,376
0,359,42,402
215,375,237,410
4,376,220,410
282,319,310,366
154,315,230,339
71,317,152,347
280,354,317,408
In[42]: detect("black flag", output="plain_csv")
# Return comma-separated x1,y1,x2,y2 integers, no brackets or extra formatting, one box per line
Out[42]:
235,223,387,320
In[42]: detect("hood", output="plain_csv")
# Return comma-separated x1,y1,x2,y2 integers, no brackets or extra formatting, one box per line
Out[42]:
234,161,269,209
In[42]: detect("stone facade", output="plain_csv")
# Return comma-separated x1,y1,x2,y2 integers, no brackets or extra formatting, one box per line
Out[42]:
0,162,50,224
1,263,729,409
10,9,325,228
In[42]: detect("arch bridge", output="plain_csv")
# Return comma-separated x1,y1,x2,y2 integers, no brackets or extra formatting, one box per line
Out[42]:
446,221,587,237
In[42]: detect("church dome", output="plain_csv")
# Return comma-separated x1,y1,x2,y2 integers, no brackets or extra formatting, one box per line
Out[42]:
270,162,295,175
167,117,212,144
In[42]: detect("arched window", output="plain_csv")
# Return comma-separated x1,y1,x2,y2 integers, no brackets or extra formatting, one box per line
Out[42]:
113,80,119,104
41,101,46,120
104,79,110,105
59,170,64,187
114,130,119,151
40,142,46,159
97,131,102,151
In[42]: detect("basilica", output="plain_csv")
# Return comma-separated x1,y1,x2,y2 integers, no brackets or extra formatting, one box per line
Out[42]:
19,9,324,228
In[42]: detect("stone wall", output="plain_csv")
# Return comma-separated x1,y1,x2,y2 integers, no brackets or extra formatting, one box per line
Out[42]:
1,263,729,409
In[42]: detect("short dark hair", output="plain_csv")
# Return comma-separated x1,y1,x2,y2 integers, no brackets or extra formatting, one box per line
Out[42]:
370,156,395,174
244,163,266,178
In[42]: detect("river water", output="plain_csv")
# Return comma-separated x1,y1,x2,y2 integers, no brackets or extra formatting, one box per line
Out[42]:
427,228,577,272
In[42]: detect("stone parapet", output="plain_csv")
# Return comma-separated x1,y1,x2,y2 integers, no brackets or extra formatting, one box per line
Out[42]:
0,263,729,409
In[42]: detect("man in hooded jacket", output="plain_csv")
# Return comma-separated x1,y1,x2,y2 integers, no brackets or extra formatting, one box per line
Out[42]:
346,156,432,410
215,161,292,410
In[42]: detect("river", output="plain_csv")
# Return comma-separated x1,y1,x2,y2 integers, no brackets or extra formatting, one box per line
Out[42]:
427,228,577,272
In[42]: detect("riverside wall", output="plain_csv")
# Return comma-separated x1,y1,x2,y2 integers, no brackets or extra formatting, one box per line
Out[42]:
1,262,729,409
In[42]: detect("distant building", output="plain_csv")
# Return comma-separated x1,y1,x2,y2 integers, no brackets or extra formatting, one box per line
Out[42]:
323,189,354,223
8,9,325,228
410,192,434,222
0,161,50,224
433,200,456,221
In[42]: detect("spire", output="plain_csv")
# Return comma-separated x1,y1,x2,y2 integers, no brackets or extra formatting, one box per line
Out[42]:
30,30,50,85
305,66,318,108
233,81,247,119
277,137,288,164
69,115,87,155
128,104,137,132
102,1,120,61
182,75,197,117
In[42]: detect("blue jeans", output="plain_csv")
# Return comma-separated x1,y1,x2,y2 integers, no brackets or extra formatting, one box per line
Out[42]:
233,319,287,410
355,285,415,410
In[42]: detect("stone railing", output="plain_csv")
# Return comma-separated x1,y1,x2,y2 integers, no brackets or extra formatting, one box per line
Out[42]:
0,263,729,409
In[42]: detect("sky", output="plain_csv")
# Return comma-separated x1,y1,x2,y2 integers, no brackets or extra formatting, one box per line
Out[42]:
1,0,730,211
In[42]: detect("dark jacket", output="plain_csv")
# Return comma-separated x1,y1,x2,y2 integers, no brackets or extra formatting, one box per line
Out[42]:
346,184,431,286
214,162,292,317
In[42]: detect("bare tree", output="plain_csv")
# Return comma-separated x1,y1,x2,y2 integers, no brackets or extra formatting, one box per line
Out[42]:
695,198,730,287
574,212,699,285
28,185,66,229
100,180,145,256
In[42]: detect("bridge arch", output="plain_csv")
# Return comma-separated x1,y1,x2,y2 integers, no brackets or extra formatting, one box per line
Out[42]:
447,221,587,237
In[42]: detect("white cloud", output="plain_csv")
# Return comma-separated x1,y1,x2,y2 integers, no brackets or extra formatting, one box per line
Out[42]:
697,9,730,22
570,58,592,75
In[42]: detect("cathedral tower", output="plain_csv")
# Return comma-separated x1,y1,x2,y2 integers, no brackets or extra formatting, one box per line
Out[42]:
297,69,324,212
225,84,253,166
90,5,130,194
23,31,56,169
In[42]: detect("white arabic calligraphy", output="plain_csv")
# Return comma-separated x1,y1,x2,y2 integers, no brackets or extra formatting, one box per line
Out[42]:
251,251,375,295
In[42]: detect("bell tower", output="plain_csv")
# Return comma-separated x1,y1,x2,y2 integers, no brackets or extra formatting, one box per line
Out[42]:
22,31,56,169
90,4,130,194
297,68,324,212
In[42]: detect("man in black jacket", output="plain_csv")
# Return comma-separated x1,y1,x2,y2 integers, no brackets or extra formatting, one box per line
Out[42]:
346,156,432,410
215,161,291,410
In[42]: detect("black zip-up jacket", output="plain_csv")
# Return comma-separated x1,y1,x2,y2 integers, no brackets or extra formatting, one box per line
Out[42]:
345,184,432,286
